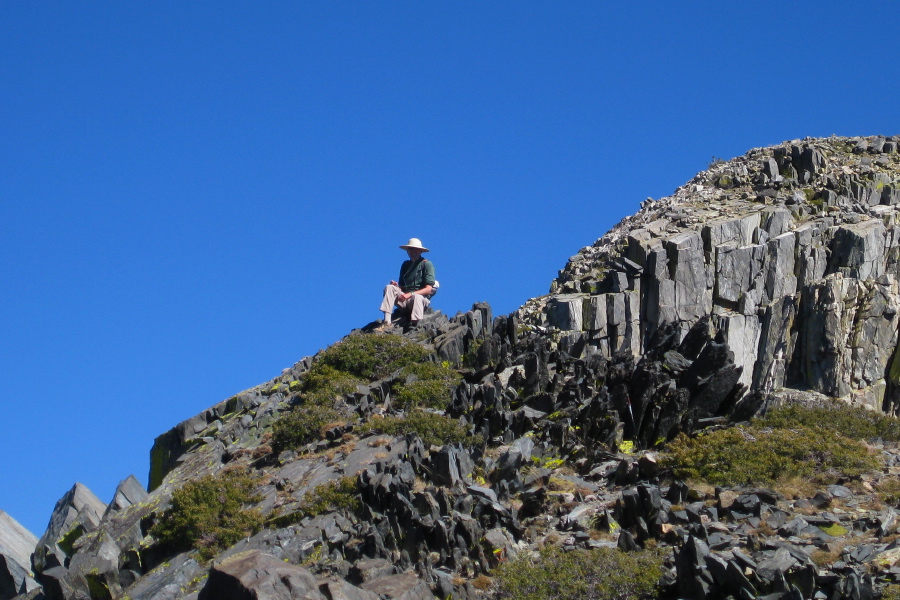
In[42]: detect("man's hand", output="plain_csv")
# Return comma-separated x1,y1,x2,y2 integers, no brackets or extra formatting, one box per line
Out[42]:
390,280,399,286
399,292,412,301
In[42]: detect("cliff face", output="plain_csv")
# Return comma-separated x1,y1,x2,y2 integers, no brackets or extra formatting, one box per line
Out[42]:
523,135,900,413
0,511,38,598
9,135,900,600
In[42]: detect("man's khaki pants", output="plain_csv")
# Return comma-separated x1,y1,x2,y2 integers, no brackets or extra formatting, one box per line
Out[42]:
381,284,430,321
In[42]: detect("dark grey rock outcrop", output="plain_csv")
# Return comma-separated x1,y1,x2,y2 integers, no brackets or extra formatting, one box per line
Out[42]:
103,475,147,517
31,483,106,578
524,135,900,414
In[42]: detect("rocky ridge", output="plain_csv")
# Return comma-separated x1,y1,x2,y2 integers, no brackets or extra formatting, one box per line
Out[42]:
524,135,900,415
5,135,900,600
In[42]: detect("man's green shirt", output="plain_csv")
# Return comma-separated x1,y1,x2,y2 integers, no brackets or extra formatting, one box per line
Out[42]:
399,258,435,294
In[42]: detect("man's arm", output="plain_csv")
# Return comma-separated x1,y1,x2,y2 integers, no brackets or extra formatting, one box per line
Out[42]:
421,261,435,288
398,284,433,301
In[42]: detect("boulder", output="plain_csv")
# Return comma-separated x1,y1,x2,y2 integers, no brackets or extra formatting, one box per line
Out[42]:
360,572,433,600
321,579,381,600
199,550,325,600
349,558,395,584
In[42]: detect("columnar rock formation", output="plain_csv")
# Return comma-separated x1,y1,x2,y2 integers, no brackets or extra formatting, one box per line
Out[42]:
522,136,900,414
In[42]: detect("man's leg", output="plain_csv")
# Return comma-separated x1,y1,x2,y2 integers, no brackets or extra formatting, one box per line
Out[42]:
408,294,430,323
380,285,402,323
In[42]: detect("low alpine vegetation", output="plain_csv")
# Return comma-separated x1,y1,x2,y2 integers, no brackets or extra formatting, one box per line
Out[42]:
492,545,664,600
315,333,430,380
393,361,462,410
361,410,475,447
151,469,263,560
877,476,900,507
272,365,359,452
663,402,885,487
272,404,342,452
758,401,900,442
299,476,361,517
298,364,363,406
272,333,445,450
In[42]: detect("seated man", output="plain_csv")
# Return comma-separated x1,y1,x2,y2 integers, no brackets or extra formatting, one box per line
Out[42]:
379,238,435,329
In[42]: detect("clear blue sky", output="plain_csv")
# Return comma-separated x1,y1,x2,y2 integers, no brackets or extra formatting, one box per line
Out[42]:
2,2,898,536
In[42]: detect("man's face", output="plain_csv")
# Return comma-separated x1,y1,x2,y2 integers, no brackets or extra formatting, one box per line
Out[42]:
406,248,423,260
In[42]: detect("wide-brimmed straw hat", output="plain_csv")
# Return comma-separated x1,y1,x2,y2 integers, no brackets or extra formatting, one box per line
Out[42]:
400,238,429,252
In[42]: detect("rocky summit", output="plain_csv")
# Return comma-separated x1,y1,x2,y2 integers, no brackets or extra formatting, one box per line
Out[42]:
8,135,900,600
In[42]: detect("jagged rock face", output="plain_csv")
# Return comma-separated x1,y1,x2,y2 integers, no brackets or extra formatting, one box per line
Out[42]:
31,483,107,578
522,135,900,413
23,477,151,600
102,475,147,517
0,511,38,599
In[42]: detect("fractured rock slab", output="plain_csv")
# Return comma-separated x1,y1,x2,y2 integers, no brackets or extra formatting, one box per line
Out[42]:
32,483,106,577
0,510,38,600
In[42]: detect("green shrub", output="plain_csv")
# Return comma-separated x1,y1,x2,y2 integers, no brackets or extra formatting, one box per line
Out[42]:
272,404,343,452
361,410,474,447
662,402,896,487
758,402,900,442
300,364,363,406
877,476,900,506
492,546,663,600
664,424,877,487
300,476,361,517
316,333,430,380
151,470,263,560
882,584,900,600
394,362,462,409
